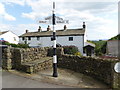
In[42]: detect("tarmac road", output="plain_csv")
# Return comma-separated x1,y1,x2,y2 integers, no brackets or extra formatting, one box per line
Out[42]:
2,71,71,88
0,68,109,89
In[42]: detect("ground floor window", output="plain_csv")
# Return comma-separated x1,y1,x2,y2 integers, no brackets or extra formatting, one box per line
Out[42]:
37,37,40,41
28,37,31,40
22,37,25,40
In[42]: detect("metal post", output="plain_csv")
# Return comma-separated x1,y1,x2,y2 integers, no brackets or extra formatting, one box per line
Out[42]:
39,2,68,77
52,2,58,77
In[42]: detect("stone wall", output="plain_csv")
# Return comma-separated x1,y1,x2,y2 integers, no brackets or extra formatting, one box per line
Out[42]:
2,47,12,70
2,47,53,72
47,47,64,57
2,47,120,88
58,55,120,89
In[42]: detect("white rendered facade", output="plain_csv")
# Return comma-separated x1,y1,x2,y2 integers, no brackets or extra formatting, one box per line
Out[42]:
19,35,84,54
0,31,19,44
19,24,86,54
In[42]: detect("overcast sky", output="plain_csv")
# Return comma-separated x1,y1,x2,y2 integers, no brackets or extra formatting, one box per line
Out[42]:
0,0,119,40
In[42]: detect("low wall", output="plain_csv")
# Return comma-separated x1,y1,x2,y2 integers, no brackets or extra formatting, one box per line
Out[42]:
47,47,64,57
2,47,120,89
58,55,120,89
2,47,52,71
2,47,12,70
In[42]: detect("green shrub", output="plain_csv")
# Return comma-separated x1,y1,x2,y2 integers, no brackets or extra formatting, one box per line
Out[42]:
88,40,107,56
62,45,79,55
74,52,82,56
17,43,30,48
4,41,29,48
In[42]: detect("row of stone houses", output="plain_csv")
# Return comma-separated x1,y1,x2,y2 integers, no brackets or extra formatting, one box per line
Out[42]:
0,22,95,56
19,24,85,55
1,27,119,57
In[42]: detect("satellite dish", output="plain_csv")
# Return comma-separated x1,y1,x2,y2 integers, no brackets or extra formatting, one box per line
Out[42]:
114,62,120,73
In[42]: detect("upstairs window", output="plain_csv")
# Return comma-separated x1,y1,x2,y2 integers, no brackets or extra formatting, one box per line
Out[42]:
69,37,73,41
37,37,40,41
28,37,31,40
13,37,16,41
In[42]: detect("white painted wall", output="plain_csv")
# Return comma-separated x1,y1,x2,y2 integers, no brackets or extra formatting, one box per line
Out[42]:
107,40,119,57
19,35,84,54
0,31,19,44
56,36,84,54
19,37,53,47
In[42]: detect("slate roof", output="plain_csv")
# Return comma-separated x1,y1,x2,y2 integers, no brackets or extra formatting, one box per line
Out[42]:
19,28,85,37
84,42,95,47
0,31,9,35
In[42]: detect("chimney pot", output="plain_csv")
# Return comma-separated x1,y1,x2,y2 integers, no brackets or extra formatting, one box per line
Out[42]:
47,25,51,31
38,26,42,32
64,25,67,30
26,30,28,33
83,22,86,29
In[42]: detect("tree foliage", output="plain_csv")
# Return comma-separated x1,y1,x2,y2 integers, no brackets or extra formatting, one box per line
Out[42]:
62,45,80,55
109,34,120,40
87,40,107,56
88,34,120,56
2,41,29,48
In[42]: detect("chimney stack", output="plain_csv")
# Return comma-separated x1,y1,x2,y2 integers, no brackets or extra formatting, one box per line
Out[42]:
26,30,28,33
83,22,86,29
64,25,67,30
38,26,42,32
47,25,51,31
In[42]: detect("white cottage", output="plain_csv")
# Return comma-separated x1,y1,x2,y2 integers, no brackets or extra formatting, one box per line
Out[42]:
19,22,86,54
0,31,19,44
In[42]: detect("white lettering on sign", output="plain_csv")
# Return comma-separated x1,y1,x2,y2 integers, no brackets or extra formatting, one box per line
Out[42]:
114,62,120,73
39,16,69,24
56,20,69,24
45,16,52,20
56,16,63,20
39,20,69,24
39,21,47,23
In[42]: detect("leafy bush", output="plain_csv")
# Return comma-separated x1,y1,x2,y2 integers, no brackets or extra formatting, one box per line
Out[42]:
17,43,30,48
74,52,82,56
3,41,29,48
62,46,79,55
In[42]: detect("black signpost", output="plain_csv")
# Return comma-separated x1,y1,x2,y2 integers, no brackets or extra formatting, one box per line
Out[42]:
52,2,57,77
39,2,69,77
